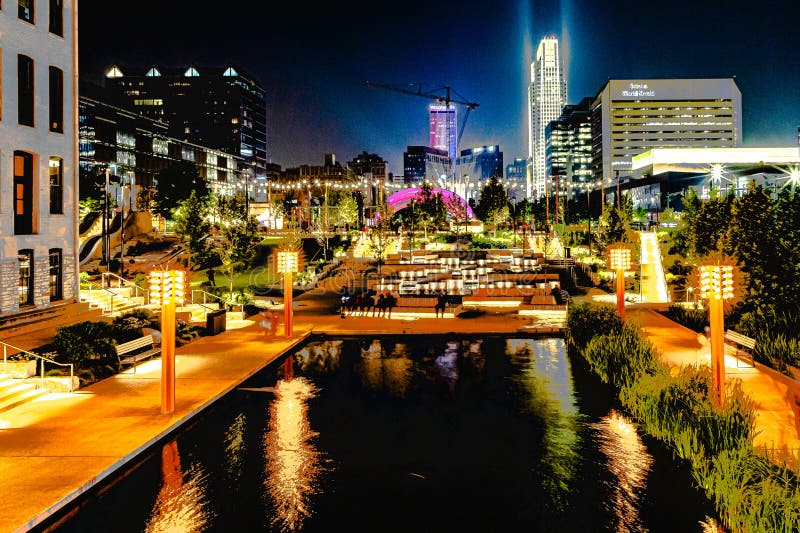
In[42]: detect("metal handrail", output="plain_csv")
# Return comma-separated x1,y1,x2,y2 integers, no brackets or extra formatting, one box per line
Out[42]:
102,271,148,304
2,341,75,393
81,279,118,315
190,289,243,313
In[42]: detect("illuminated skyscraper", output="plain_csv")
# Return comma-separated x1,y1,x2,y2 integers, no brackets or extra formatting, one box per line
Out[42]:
429,104,457,163
527,36,567,199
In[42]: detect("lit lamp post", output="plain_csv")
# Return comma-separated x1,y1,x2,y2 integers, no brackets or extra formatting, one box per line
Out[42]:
608,245,632,321
148,269,186,415
277,251,300,338
699,264,734,406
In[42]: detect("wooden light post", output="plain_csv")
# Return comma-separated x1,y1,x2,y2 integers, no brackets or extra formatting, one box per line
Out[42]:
608,245,632,321
699,264,734,405
148,269,186,415
277,251,300,338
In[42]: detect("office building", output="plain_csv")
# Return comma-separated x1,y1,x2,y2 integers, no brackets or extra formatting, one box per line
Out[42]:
101,63,268,189
1,1,85,330
527,36,567,199
430,104,457,162
79,81,250,200
403,146,451,185
456,145,504,203
545,97,593,200
591,78,742,183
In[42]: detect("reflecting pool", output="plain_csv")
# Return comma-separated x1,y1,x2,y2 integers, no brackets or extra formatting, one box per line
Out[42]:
49,336,721,532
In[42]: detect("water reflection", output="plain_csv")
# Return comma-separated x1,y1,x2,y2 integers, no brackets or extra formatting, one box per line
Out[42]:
355,339,414,397
223,413,246,483
263,377,325,531
435,341,459,392
295,340,342,374
593,409,653,533
508,338,580,510
145,441,211,532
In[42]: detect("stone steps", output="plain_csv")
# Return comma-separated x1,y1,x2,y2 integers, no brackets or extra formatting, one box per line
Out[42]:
0,375,49,414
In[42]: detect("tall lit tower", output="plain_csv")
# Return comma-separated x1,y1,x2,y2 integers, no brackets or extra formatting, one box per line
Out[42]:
527,36,567,199
429,104,457,163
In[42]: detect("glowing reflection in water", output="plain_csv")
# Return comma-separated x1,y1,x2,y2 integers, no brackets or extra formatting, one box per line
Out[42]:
223,412,246,482
594,409,653,533
263,377,324,531
295,340,342,374
383,356,413,398
507,338,580,509
435,341,459,392
145,441,211,533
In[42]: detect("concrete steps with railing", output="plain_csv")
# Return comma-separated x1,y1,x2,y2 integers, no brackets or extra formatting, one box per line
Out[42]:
79,286,146,316
0,374,49,414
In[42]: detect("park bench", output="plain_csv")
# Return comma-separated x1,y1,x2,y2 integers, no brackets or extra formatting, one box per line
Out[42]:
724,330,756,368
116,334,161,374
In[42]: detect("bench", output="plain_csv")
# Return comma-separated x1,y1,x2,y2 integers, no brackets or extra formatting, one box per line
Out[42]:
115,334,161,374
724,330,756,368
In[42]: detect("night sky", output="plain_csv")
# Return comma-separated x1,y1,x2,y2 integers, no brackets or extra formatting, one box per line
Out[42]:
78,0,800,176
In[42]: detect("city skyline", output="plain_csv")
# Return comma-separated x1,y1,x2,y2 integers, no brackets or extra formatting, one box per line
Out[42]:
78,0,800,179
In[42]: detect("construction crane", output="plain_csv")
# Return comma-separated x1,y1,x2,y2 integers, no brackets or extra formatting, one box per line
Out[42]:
364,81,479,190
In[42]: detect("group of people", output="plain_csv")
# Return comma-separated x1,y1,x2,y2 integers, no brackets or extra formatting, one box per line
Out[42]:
340,290,397,318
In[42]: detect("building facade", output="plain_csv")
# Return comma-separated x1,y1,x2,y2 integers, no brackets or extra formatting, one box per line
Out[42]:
101,64,268,197
545,97,593,200
456,145,504,203
429,104,457,163
403,146,451,185
79,82,251,203
0,0,79,321
591,78,743,184
527,36,567,199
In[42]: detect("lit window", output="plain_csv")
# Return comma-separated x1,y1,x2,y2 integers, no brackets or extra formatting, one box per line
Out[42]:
18,249,34,307
153,138,169,155
146,66,161,77
49,157,63,214
105,65,123,78
223,67,238,76
19,0,34,22
49,249,62,301
184,67,199,77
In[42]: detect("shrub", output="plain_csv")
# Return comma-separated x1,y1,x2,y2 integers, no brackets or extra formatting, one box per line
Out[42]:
663,303,708,333
54,321,118,370
565,301,622,352
582,322,659,390
112,309,158,342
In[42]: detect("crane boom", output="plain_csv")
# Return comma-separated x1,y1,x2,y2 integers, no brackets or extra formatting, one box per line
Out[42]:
364,81,479,191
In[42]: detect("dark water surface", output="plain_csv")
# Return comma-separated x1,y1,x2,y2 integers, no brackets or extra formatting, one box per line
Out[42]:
46,336,721,532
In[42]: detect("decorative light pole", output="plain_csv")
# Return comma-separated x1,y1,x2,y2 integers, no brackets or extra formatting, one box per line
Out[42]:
277,251,300,338
699,263,734,405
148,269,186,414
608,245,632,321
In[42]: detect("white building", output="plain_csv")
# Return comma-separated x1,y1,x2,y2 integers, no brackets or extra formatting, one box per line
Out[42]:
1,1,82,336
592,78,743,183
527,36,567,200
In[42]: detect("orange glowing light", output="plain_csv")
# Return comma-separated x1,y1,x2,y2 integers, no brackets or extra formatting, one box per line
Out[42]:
608,246,632,271
277,251,300,274
148,270,186,306
698,264,734,300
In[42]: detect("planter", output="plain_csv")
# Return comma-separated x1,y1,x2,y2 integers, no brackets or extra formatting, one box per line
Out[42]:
3,359,37,378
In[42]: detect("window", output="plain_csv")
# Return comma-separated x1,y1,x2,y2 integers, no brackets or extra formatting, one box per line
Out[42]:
49,0,62,35
19,0,34,23
18,55,34,126
49,157,63,214
49,66,63,132
49,249,62,301
14,151,34,235
18,250,34,307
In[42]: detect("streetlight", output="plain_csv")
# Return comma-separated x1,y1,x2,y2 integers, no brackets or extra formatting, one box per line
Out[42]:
148,269,186,415
608,244,632,321
277,251,300,338
698,263,735,405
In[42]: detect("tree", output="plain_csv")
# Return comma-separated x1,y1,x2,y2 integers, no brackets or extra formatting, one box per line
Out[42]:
368,200,394,275
173,190,212,271
334,192,359,230
445,194,471,248
207,191,260,301
475,177,509,224
153,161,208,219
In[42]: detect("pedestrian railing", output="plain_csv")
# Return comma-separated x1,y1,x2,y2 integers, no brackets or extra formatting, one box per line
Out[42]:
1,341,75,393
102,271,148,304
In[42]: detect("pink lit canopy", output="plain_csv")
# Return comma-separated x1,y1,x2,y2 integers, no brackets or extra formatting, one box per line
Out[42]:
385,187,475,219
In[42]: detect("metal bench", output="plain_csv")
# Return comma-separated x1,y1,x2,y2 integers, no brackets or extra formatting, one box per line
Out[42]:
115,334,161,374
724,330,756,368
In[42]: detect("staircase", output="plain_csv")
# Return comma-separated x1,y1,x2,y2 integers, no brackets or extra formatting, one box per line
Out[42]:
0,373,49,414
80,286,146,317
